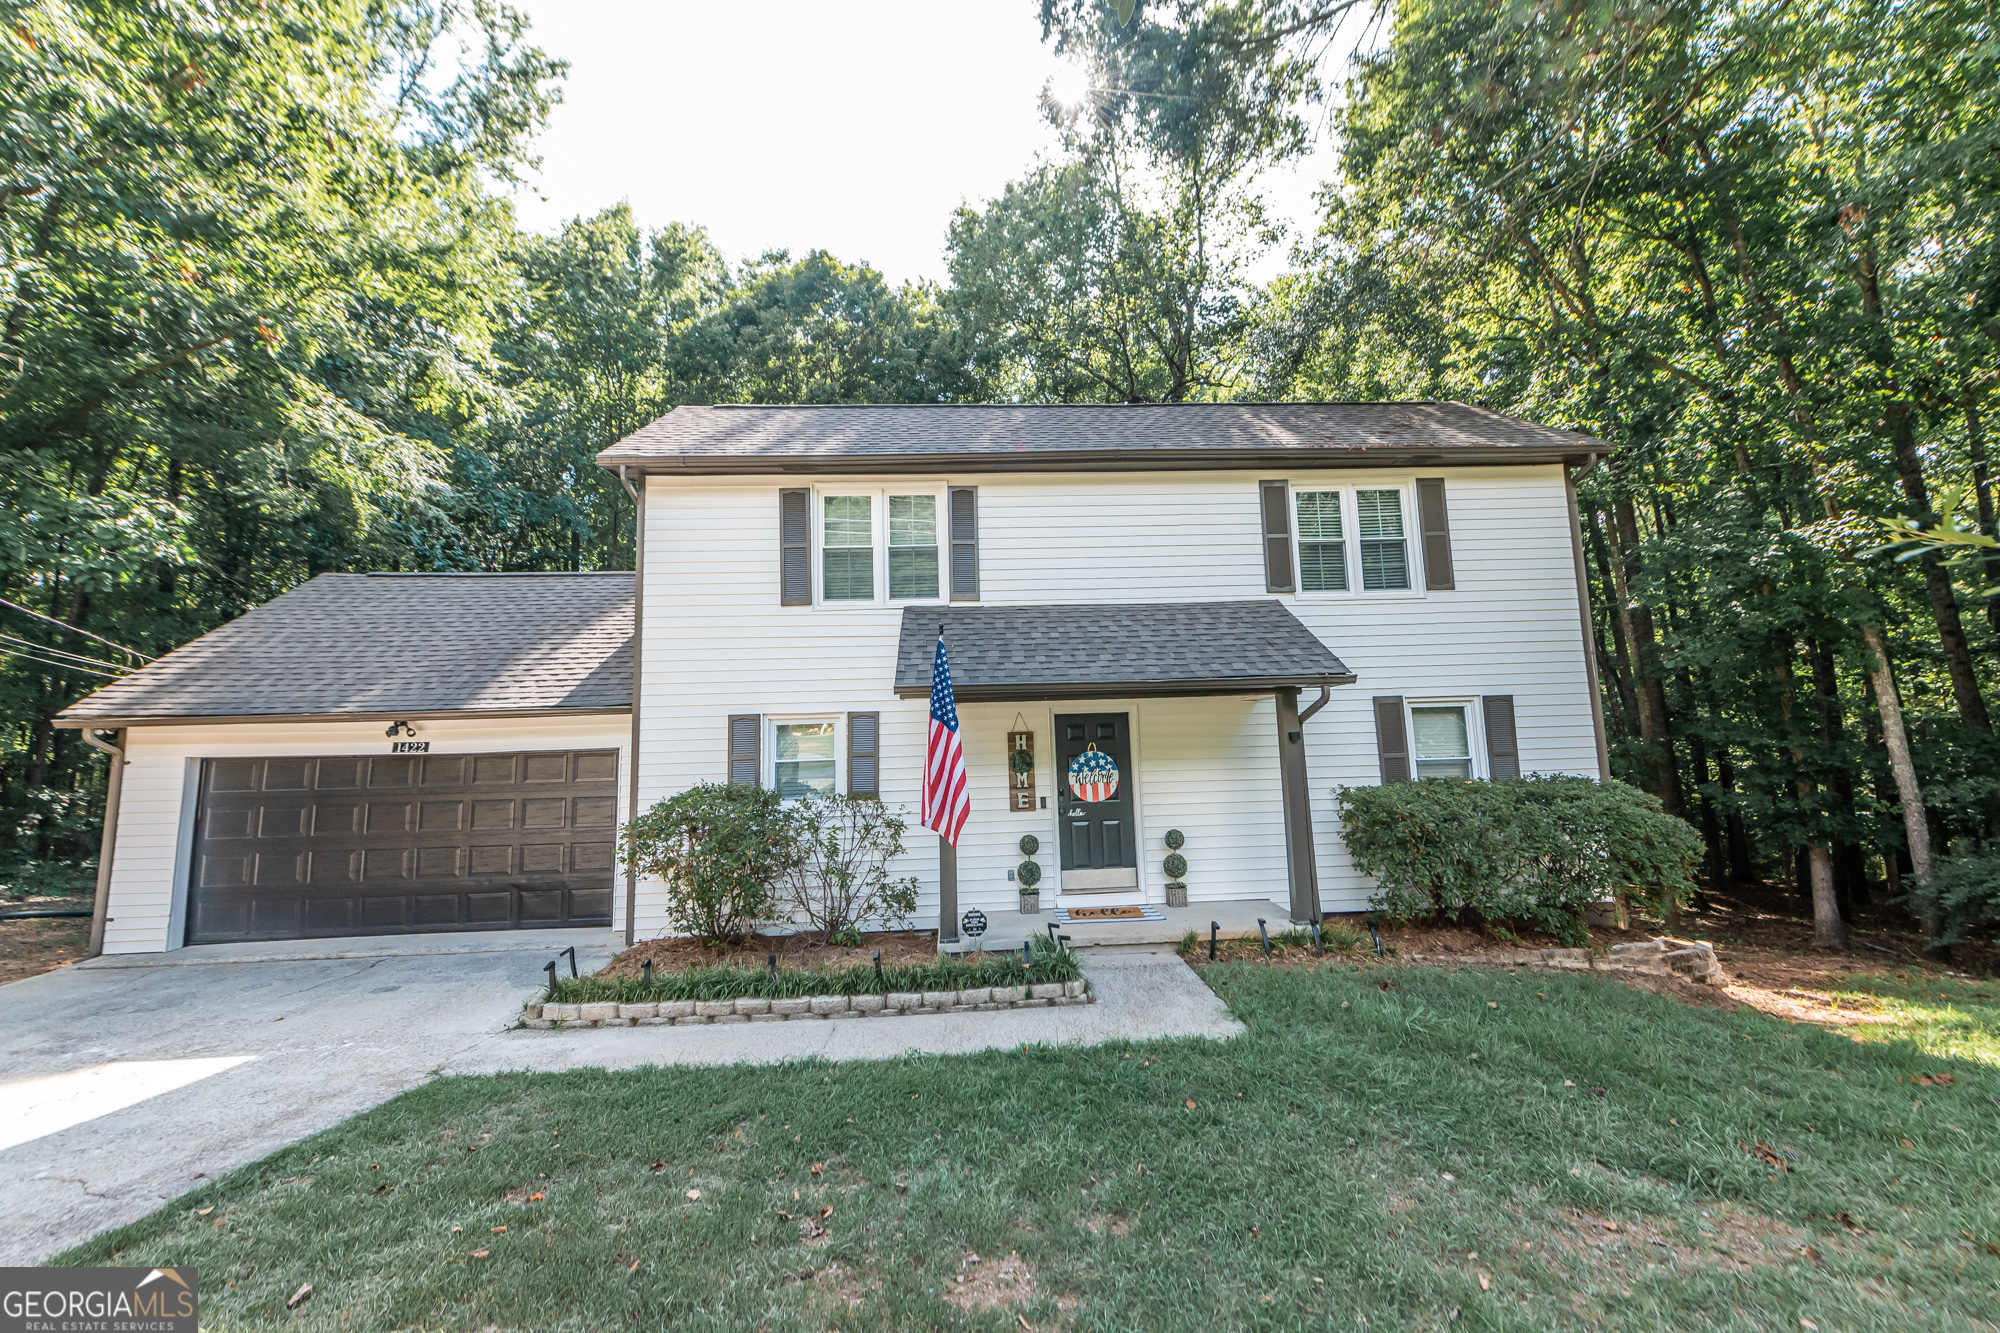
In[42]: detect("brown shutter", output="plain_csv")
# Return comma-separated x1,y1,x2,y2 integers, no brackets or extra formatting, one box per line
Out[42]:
1373,696,1411,783
779,488,811,605
949,486,979,601
1416,478,1455,590
847,711,879,797
1260,480,1295,593
727,715,760,785
1482,695,1520,780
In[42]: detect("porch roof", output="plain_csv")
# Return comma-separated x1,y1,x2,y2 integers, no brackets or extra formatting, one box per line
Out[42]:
892,601,1355,702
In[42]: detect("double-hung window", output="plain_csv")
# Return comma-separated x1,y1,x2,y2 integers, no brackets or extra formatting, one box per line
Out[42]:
1295,490,1347,591
1410,705,1473,779
888,495,940,599
773,721,837,797
817,489,944,604
1356,489,1410,590
822,496,874,601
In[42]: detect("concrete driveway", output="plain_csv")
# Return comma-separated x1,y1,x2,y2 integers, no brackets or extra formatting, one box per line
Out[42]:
2,935,1238,1265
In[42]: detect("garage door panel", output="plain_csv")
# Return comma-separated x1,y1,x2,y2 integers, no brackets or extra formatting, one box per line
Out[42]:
188,749,618,944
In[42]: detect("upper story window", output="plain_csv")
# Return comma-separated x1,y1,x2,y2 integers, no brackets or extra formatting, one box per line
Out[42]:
888,495,939,599
1289,485,1414,595
823,496,875,601
814,488,945,605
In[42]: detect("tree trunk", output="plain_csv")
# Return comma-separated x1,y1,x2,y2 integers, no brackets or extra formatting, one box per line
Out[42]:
1859,623,1942,948
1716,748,1753,881
1807,840,1843,949
1887,418,1993,731
1964,378,2000,648
1606,500,1684,817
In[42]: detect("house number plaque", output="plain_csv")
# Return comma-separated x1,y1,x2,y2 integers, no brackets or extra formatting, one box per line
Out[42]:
1007,729,1036,812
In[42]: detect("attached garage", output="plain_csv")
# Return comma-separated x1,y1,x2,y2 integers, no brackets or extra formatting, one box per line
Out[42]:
56,573,635,953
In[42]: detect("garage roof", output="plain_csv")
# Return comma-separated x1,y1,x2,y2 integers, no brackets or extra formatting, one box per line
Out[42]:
597,402,1605,475
55,573,633,727
892,601,1354,702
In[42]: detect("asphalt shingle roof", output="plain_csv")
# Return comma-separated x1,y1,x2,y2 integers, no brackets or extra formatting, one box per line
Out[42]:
599,402,1601,475
893,601,1354,702
56,573,632,725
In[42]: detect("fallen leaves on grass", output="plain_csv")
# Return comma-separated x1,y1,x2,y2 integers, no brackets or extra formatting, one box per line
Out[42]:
528,1192,543,1201
194,1207,212,1216
1184,1099,1197,1110
490,1225,507,1234
1905,1073,1956,1086
685,1189,701,1201
1742,1140,1791,1172
286,1283,312,1309
811,1162,824,1176
470,1250,490,1259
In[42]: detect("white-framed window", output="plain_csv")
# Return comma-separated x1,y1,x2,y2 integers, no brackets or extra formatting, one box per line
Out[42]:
772,719,838,797
815,487,945,605
1291,484,1418,595
1409,702,1475,779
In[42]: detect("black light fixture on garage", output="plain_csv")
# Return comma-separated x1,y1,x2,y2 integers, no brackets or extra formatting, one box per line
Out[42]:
384,719,417,738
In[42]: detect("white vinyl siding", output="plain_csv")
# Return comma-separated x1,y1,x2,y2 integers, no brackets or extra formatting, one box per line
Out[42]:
635,464,1598,927
1356,489,1410,590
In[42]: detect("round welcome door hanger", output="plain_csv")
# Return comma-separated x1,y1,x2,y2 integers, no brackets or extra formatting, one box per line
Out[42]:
1067,744,1120,803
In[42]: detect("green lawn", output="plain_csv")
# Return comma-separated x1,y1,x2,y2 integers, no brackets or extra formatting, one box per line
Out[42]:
62,962,2000,1331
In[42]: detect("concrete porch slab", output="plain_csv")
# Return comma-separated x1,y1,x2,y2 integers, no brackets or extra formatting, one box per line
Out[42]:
944,898,1291,951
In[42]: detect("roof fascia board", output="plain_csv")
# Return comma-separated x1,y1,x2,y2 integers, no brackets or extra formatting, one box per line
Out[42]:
54,705,632,730
598,445,1601,477
892,675,1358,702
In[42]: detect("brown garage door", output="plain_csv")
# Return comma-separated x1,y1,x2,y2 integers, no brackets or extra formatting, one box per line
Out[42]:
187,750,619,943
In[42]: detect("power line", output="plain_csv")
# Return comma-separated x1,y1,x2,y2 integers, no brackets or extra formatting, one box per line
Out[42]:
0,596,155,661
0,634,134,674
0,648,126,680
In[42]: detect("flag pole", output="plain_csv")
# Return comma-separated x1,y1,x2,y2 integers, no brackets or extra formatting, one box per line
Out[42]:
935,622,959,946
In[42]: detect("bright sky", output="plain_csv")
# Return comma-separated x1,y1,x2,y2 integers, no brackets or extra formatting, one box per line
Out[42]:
504,0,1365,288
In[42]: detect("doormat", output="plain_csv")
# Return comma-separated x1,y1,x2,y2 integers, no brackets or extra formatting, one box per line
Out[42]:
1053,903,1166,923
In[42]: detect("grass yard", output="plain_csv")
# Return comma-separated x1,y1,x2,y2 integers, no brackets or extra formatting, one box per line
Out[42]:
61,962,2000,1332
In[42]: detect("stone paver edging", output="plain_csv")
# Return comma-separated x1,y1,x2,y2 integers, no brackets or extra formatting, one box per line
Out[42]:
525,980,1093,1028
1407,937,1726,986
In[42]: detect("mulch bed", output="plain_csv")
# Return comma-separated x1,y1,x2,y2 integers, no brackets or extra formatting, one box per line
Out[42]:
598,930,941,980
0,912,91,986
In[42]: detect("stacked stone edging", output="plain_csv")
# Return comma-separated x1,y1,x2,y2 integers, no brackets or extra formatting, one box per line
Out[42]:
1407,937,1726,987
524,980,1094,1029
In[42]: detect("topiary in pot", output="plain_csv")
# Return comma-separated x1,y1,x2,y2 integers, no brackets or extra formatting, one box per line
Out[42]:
1019,833,1040,856
1017,857,1042,913
1163,837,1188,907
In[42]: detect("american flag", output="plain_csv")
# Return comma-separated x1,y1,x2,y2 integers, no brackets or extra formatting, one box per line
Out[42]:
922,633,970,846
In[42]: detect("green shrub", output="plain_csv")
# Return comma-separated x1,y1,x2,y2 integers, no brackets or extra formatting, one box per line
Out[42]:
619,783,795,945
550,933,1082,1004
1932,838,2000,946
781,793,919,944
1336,775,1701,942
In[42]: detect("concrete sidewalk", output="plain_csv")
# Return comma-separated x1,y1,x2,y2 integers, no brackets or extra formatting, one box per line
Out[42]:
449,945,1241,1075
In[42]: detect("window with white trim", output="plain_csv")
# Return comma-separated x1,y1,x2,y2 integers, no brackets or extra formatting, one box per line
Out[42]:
773,721,837,797
1410,705,1473,779
822,495,874,601
1356,488,1410,590
1295,490,1347,591
888,494,940,599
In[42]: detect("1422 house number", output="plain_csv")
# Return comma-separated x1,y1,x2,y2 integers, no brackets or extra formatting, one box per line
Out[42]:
390,740,430,753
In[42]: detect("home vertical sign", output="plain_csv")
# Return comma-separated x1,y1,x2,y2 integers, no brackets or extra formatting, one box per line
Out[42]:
1007,728,1036,812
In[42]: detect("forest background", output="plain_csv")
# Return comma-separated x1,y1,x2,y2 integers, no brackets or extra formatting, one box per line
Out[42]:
6,0,1997,945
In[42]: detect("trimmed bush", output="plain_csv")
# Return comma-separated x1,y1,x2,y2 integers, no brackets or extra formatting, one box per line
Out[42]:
1336,775,1701,941
619,783,795,945
551,935,1082,1003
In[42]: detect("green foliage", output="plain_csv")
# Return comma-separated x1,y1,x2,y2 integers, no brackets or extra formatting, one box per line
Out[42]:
1016,859,1042,889
548,934,1082,1004
1931,839,2000,947
1018,833,1040,856
779,793,919,941
1337,776,1703,941
1162,851,1188,879
1163,828,1184,849
619,784,794,946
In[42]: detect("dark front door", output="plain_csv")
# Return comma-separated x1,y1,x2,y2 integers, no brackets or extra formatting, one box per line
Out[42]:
186,750,618,943
1055,712,1138,892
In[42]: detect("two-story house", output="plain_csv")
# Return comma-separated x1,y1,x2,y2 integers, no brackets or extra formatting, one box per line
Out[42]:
59,402,1607,953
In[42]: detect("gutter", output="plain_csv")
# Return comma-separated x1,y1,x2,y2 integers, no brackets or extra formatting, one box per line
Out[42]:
53,705,632,730
595,444,1605,478
624,471,645,947
77,728,126,959
891,673,1358,702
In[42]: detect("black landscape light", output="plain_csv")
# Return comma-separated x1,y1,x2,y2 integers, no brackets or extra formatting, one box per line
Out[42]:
1311,922,1323,956
1022,941,1031,969
1048,921,1059,943
1209,921,1218,961
874,949,884,988
1368,917,1383,956
768,952,779,978
1258,918,1271,958
543,960,557,993
561,945,577,978
641,959,653,990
